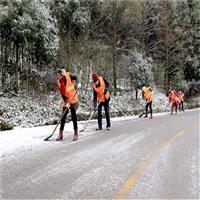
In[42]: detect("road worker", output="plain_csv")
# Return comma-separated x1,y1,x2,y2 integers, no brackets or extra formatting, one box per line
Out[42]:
92,73,111,130
142,86,153,119
178,91,184,112
168,90,180,114
56,66,81,141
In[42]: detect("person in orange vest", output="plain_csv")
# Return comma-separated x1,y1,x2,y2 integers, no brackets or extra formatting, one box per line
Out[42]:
56,67,81,141
142,86,153,119
168,90,180,114
178,91,184,112
92,73,111,130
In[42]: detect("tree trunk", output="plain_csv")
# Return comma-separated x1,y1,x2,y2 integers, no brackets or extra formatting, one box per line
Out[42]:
165,22,170,96
112,0,117,96
164,1,170,96
66,18,72,72
136,88,138,100
141,6,146,60
1,40,4,88
15,43,19,94
86,60,91,93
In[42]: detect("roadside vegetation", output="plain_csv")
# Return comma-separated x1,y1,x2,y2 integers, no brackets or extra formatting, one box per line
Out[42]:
0,0,199,130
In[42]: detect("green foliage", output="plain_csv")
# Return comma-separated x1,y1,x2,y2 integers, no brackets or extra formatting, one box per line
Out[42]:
0,0,59,93
49,0,90,70
0,0,199,98
0,0,59,65
129,50,153,90
50,0,90,38
152,63,165,89
172,69,187,93
182,0,200,81
0,121,13,131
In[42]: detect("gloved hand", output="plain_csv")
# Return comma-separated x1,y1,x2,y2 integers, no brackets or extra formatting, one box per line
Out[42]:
66,103,70,109
77,83,81,89
61,68,66,76
104,88,108,94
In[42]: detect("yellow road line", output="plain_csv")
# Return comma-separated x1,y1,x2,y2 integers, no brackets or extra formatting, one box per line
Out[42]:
113,123,200,199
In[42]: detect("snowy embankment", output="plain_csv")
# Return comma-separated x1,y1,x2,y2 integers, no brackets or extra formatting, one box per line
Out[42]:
0,88,197,129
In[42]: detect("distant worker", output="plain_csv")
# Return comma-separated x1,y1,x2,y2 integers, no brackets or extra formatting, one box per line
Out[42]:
178,91,184,112
92,73,111,130
168,90,180,114
142,86,153,119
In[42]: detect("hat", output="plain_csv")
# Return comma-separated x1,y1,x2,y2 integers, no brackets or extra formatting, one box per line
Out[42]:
92,73,98,82
56,66,64,73
142,86,146,91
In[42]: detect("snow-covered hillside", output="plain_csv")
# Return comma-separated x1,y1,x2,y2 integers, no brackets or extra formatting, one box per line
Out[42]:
0,88,197,129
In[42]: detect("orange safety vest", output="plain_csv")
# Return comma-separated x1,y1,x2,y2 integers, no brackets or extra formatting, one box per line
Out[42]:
178,92,184,102
58,72,78,107
143,87,153,103
169,91,179,104
93,77,110,102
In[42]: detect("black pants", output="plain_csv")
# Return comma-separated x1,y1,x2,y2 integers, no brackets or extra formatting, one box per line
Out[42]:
98,98,111,128
179,101,184,111
145,101,152,115
60,107,78,131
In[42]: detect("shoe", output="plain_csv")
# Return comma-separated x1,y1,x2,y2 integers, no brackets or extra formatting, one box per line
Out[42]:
144,115,148,118
107,127,111,130
96,127,102,130
73,130,78,141
149,116,153,119
56,136,63,141
56,130,63,141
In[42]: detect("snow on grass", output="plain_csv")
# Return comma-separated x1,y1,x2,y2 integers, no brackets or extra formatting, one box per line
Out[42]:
0,88,171,129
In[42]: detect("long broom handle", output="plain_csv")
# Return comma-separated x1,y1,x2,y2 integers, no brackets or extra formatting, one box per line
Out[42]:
83,95,104,129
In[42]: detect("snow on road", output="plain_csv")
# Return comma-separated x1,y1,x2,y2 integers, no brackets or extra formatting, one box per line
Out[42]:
1,109,199,200
1,110,193,159
2,115,138,156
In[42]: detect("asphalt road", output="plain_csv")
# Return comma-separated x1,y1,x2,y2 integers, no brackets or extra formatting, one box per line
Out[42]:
2,109,200,199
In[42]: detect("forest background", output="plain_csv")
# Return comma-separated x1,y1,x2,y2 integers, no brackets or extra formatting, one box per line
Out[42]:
0,0,199,130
